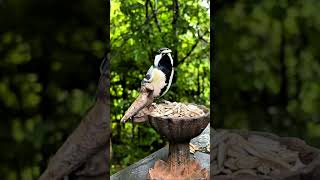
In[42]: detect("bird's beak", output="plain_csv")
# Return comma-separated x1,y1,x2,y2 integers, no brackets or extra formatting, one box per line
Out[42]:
121,84,154,123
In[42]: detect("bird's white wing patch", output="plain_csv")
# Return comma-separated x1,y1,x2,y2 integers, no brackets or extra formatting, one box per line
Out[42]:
154,54,162,67
167,53,174,66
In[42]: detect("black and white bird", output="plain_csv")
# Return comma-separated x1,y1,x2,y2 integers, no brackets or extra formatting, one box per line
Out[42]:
141,47,174,98
121,48,174,122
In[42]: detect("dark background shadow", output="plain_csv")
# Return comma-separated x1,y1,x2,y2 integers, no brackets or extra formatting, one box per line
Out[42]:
0,0,107,178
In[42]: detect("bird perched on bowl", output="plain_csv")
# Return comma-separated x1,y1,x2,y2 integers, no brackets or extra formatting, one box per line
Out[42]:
121,48,174,123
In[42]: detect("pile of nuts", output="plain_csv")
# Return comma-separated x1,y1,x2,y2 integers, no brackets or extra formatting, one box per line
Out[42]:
149,101,206,118
211,130,306,178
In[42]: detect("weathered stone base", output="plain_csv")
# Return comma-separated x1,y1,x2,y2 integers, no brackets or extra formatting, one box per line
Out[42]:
149,159,209,180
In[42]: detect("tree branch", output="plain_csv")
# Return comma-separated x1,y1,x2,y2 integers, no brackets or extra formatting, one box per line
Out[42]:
177,30,209,66
111,8,167,59
148,0,162,33
171,0,179,68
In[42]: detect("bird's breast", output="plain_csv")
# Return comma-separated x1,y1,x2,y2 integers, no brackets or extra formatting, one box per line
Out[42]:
150,68,167,97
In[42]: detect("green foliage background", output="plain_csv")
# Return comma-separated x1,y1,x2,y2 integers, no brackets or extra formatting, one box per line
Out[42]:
214,0,320,150
110,0,210,174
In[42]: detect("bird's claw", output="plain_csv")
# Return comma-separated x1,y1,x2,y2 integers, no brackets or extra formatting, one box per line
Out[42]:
131,105,155,123
143,83,154,91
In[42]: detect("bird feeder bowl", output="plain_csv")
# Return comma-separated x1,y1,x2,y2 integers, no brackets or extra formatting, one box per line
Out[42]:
147,104,210,179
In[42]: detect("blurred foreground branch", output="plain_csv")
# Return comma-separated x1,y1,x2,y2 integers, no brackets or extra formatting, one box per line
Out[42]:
39,60,110,179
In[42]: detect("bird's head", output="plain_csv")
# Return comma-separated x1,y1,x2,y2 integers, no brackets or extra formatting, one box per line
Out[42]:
140,48,174,98
154,47,173,68
157,47,172,54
